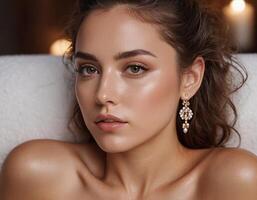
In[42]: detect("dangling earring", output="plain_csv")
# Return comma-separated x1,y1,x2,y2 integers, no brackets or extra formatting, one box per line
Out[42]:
179,98,193,134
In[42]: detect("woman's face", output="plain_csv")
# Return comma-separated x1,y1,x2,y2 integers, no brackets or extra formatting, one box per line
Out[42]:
75,5,181,153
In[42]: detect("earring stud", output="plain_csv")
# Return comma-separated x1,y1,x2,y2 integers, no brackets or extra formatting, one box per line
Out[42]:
179,99,193,134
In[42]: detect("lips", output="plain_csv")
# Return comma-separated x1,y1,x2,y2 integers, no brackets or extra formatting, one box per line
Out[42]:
95,114,127,123
95,114,128,132
96,121,127,132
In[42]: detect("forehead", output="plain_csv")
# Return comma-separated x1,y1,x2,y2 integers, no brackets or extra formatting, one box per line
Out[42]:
76,5,176,62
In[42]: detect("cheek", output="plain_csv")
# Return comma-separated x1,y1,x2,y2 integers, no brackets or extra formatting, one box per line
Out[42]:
75,80,95,122
132,70,179,111
127,70,180,132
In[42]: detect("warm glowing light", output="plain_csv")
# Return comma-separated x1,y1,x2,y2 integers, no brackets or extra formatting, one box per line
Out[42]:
223,0,255,51
230,0,246,13
50,39,71,56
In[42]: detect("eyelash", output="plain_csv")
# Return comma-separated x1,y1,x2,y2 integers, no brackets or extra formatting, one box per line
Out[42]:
75,64,148,77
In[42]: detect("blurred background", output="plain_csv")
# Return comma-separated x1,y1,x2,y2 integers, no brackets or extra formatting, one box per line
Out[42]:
0,0,256,56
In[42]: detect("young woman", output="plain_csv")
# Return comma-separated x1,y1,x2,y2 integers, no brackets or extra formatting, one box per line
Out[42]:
1,0,257,199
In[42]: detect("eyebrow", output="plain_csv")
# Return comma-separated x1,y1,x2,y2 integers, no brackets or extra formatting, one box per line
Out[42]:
74,49,157,62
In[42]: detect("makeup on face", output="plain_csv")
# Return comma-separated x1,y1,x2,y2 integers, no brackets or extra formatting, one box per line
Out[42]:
73,49,157,78
74,6,181,152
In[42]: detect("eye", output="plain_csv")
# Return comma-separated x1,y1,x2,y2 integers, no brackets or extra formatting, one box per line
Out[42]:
126,64,147,75
75,63,148,77
75,64,99,77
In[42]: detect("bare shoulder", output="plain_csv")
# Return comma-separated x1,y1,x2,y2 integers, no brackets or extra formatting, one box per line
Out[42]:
1,139,79,172
199,147,257,200
0,139,85,200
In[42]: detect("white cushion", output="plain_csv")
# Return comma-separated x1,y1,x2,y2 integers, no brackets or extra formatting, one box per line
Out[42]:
0,55,76,167
228,54,257,154
0,54,256,167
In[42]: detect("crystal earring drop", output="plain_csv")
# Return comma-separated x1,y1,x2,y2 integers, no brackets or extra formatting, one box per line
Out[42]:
179,99,193,134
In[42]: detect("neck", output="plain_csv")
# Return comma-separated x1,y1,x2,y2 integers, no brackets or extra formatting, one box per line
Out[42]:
102,122,195,197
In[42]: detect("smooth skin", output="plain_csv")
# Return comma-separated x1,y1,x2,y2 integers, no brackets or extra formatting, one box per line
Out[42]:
1,5,257,200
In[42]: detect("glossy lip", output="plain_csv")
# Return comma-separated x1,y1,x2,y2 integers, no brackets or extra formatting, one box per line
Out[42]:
95,114,128,132
95,121,128,132
95,114,128,123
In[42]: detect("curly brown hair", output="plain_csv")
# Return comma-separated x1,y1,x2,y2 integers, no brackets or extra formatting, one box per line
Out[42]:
63,0,247,149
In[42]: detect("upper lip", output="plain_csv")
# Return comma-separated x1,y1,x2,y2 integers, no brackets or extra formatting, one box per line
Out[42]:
95,114,128,123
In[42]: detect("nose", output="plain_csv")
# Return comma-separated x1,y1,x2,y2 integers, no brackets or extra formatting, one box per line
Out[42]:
95,71,119,107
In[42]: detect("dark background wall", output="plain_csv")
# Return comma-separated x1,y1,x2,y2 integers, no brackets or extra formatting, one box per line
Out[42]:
0,0,74,55
0,0,256,55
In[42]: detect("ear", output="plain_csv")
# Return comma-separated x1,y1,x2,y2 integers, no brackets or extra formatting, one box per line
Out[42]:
180,56,205,99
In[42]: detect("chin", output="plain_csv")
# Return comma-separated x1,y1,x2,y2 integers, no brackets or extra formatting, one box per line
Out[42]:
93,135,136,153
